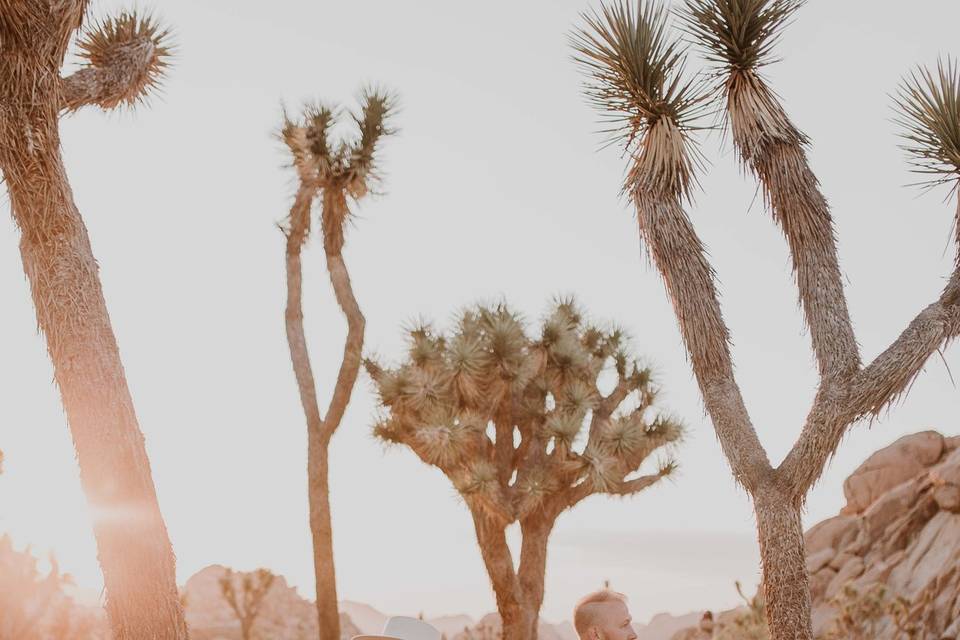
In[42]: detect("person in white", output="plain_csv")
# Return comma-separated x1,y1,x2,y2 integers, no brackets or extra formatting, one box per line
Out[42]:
353,616,442,640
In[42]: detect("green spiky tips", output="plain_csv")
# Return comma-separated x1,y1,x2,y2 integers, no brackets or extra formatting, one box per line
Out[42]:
572,1,707,200
897,58,960,191
678,0,805,72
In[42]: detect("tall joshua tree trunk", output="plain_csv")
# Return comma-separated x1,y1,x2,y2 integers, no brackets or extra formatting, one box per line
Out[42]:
573,2,960,639
281,95,393,640
754,489,811,637
6,142,188,640
0,6,186,639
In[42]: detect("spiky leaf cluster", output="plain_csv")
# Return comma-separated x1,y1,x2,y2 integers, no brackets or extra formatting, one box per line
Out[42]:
281,90,397,253
893,59,960,259
282,89,397,197
572,1,707,200
74,11,173,108
896,59,960,190
679,0,804,72
365,298,683,523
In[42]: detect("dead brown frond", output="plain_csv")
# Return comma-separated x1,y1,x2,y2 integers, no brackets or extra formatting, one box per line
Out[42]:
724,69,805,160
678,0,805,72
572,0,708,199
73,11,173,109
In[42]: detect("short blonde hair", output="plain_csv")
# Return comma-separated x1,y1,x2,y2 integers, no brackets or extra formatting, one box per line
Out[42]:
573,590,627,638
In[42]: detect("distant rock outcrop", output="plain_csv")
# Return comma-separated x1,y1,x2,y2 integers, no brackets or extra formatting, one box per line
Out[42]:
636,611,704,639
805,431,960,638
451,612,576,640
182,565,360,640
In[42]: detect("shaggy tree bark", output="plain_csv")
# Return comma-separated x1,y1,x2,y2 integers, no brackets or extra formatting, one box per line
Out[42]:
0,5,186,639
754,490,813,639
573,4,960,639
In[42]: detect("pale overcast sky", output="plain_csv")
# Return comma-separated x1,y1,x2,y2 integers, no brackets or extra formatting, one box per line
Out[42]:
2,0,959,627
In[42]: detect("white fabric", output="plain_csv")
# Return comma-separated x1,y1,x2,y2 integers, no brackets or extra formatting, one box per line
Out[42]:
352,616,442,640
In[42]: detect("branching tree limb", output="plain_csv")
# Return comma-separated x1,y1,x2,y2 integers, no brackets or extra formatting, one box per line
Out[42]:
573,2,960,640
0,5,185,639
280,90,396,640
61,12,172,112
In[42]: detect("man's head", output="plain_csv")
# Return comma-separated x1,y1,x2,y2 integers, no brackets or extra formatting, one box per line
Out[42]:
573,590,637,640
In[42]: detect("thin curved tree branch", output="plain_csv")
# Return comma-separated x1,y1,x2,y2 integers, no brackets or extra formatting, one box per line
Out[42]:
572,1,771,493
566,466,672,508
778,59,960,495
780,270,960,495
679,1,860,382
637,194,773,491
320,250,365,436
319,189,366,440
283,183,323,435
850,272,960,416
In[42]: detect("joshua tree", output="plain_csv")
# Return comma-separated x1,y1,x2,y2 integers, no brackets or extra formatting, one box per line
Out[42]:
280,90,396,640
572,2,960,639
219,568,277,640
365,299,682,640
0,6,186,639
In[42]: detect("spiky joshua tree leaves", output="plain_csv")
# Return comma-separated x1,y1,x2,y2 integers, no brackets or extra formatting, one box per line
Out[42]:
366,299,682,640
279,89,396,640
573,2,960,639
0,5,185,639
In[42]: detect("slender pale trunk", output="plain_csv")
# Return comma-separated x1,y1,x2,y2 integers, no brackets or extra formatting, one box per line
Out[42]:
753,489,813,640
308,429,340,640
286,185,366,640
285,185,341,640
1,102,187,638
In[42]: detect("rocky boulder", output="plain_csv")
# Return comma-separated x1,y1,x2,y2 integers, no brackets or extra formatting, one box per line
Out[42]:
841,431,944,515
671,430,960,640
